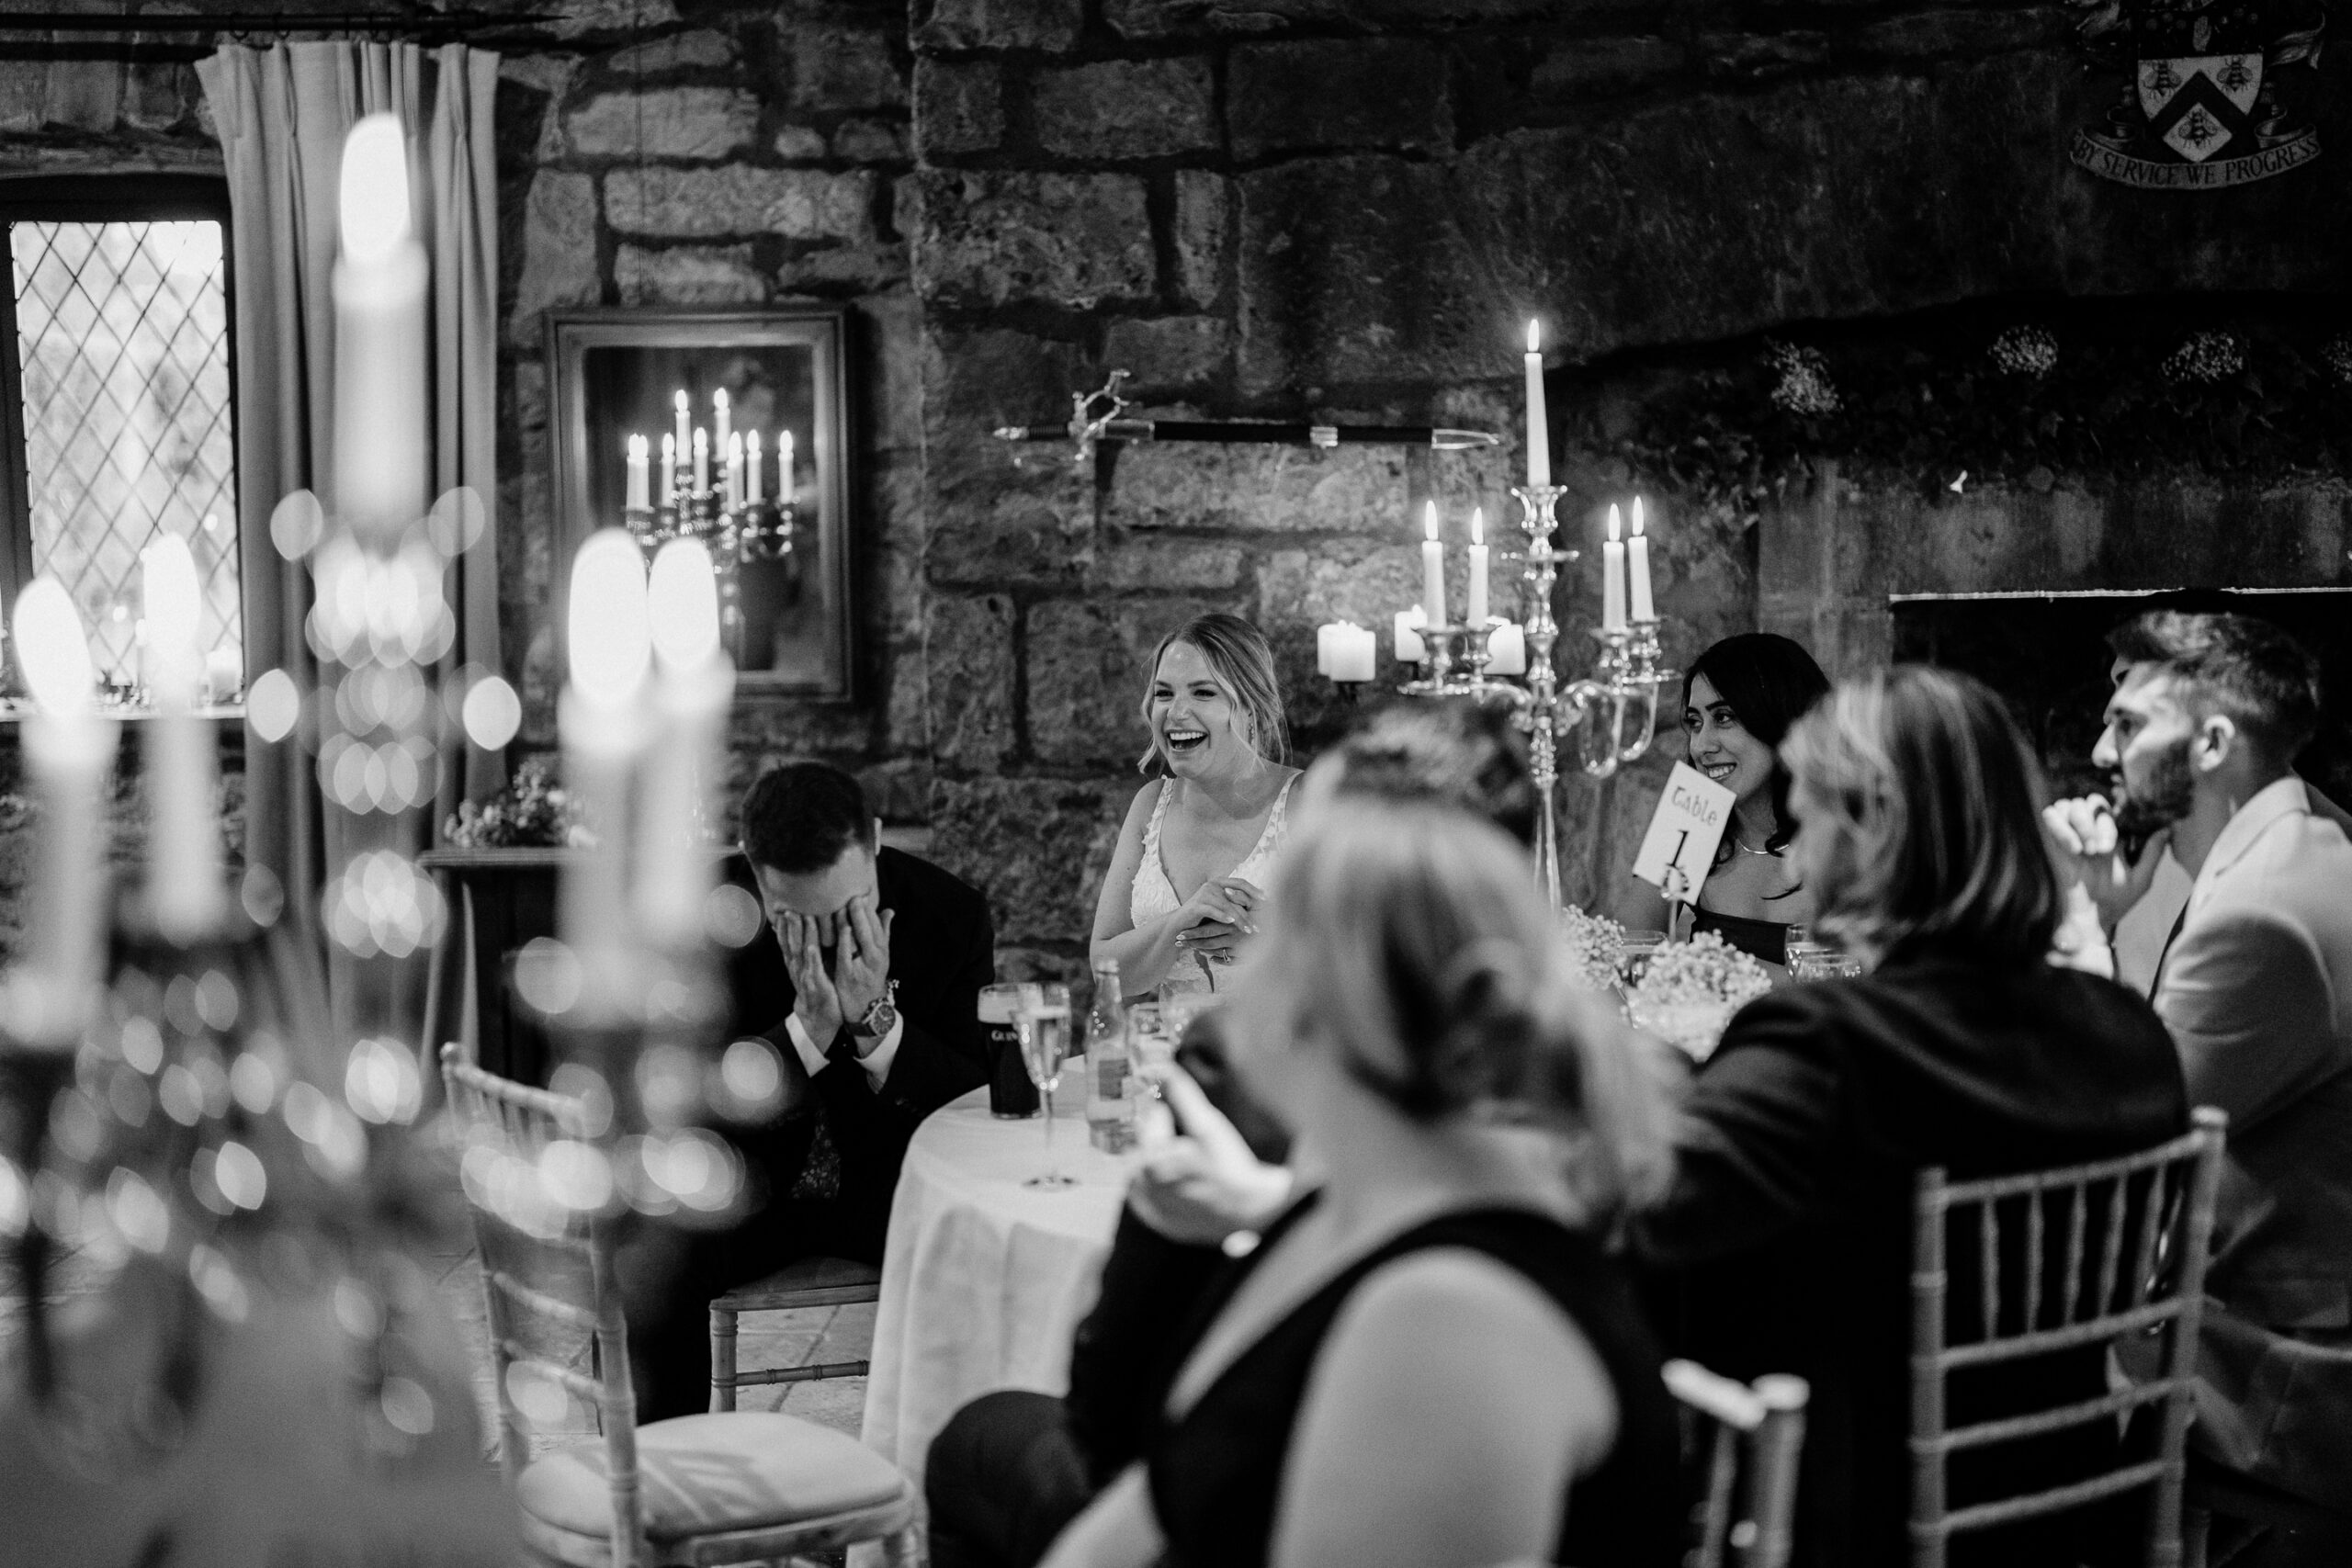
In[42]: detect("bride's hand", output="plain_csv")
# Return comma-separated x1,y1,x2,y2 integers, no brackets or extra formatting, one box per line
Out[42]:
1174,919,1242,964
1175,878,1255,934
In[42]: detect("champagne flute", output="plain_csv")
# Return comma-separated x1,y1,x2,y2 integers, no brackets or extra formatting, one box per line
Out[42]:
1017,983,1076,1189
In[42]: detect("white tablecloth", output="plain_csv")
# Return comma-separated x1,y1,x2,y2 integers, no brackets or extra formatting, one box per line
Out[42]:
861,1085,1131,1494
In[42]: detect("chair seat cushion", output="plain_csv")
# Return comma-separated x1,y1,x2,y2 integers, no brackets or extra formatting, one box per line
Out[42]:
516,1412,908,1543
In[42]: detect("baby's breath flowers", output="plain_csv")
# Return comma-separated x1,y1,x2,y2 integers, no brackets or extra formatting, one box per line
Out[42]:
1559,905,1628,994
1628,931,1772,1061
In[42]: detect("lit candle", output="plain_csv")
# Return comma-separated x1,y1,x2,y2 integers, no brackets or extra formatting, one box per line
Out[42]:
1421,502,1447,626
747,430,763,504
1330,624,1376,683
1466,505,1490,628
1602,504,1627,631
1316,622,1340,678
331,115,426,547
673,389,691,468
726,432,744,512
1486,621,1527,676
626,434,649,511
712,388,731,471
14,580,115,1045
561,531,652,966
141,535,222,942
1524,319,1551,489
779,429,796,506
693,426,709,494
1629,494,1656,622
659,434,675,509
637,539,734,949
1394,604,1428,664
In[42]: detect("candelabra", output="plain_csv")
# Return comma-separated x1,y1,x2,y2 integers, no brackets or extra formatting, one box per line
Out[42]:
1395,486,1675,910
621,468,796,643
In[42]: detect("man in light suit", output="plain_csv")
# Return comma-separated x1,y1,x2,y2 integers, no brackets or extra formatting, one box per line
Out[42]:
2049,612,2352,1539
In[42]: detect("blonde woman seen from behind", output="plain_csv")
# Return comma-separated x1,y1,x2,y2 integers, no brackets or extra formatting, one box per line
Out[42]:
1043,801,1682,1568
1091,614,1300,998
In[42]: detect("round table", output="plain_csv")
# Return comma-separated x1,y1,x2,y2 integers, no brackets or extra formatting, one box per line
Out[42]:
860,1085,1132,1494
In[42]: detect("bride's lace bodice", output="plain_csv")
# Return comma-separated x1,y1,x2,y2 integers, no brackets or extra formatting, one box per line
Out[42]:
1129,776,1295,996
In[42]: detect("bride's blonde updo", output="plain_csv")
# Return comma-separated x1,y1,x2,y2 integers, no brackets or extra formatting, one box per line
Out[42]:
1136,613,1290,774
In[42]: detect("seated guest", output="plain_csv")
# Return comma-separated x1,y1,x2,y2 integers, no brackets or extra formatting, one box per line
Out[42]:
928,699,1544,1568
1631,666,2188,1568
2046,613,2352,1527
630,761,994,1420
1091,613,1300,998
1620,632,1830,966
1041,800,1681,1568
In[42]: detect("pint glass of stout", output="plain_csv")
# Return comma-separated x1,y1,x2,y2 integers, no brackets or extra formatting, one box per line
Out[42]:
979,982,1039,1118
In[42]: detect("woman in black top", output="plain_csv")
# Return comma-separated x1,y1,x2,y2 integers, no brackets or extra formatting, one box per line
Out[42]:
1037,799,1682,1568
1622,632,1831,966
1630,668,2190,1568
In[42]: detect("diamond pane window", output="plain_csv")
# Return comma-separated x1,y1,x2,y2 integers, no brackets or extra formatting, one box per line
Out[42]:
7,217,239,694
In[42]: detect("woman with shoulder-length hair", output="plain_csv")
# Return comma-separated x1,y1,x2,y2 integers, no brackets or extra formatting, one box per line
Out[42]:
1629,666,2190,1568
1043,799,1684,1568
1091,613,1300,998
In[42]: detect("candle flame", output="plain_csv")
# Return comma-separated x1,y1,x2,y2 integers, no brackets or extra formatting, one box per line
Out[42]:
1471,506,1484,546
337,115,412,268
15,578,92,715
1632,495,1645,536
713,388,729,412
568,530,651,706
648,539,722,672
141,534,202,661
1526,319,1541,355
747,430,761,455
675,389,689,413
1607,503,1622,543
1423,500,1439,541
693,428,707,454
662,433,674,460
628,434,647,459
727,432,743,459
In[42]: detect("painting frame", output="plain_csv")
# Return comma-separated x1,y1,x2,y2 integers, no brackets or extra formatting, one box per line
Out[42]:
547,306,855,701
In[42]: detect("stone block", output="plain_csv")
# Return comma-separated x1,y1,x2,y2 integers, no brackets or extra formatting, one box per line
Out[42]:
925,593,1017,767
514,361,548,441
1107,0,1578,36
1102,316,1230,389
1255,538,1425,629
567,86,758,160
510,172,602,347
1034,58,1216,161
1851,9,2070,62
602,29,738,73
834,118,910,163
910,172,1155,310
915,0,1083,53
548,0,680,38
775,243,910,292
793,26,908,112
1228,40,1452,158
1027,596,1243,767
1530,37,1685,98
926,776,1130,946
1088,535,1248,592
1102,442,1408,534
615,243,768,304
775,125,828,159
0,63,44,133
124,62,190,132
42,61,122,132
1697,31,1832,84
605,166,875,242
1171,171,1227,309
913,59,1002,158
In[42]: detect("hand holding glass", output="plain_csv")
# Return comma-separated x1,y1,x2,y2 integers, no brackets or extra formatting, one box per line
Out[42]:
1016,983,1076,1189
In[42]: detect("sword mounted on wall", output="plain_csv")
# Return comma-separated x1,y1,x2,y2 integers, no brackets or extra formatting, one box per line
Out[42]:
993,371,1503,464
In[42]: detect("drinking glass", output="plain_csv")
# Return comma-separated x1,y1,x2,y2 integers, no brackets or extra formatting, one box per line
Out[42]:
1016,983,1076,1189
1614,930,1668,989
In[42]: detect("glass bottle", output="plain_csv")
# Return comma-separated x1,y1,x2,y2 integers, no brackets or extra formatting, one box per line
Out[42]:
1083,959,1135,1153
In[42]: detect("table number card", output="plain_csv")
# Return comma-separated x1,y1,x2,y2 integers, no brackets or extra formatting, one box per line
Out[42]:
1632,761,1738,903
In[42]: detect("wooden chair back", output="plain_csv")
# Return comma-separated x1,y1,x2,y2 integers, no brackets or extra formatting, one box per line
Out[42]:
440,1045,648,1568
1665,1359,1809,1568
1909,1106,2228,1568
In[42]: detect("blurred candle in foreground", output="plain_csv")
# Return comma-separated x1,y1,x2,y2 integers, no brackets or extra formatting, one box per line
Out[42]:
14,580,114,1043
1486,620,1527,676
1602,505,1628,631
562,532,652,964
1466,506,1490,628
626,434,650,511
332,115,426,546
1394,604,1428,664
1523,319,1551,489
1629,495,1656,622
1421,502,1447,626
747,431,763,504
638,540,734,948
1325,623,1376,683
141,535,223,942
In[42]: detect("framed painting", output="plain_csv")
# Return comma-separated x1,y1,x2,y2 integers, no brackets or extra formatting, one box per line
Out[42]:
548,307,854,699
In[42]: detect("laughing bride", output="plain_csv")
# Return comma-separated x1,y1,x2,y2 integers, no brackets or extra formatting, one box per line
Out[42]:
1091,613,1301,999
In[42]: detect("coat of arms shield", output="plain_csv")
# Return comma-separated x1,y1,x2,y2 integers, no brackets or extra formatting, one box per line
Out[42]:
2073,0,2324,188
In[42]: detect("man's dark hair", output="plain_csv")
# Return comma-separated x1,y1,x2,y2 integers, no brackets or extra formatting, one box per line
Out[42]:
741,761,874,874
2107,611,2323,764
1326,698,1539,846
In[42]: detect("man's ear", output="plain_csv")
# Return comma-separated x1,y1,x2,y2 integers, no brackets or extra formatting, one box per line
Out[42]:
2192,713,2239,774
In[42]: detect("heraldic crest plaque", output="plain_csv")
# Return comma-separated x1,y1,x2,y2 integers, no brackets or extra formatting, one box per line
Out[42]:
2073,0,2326,187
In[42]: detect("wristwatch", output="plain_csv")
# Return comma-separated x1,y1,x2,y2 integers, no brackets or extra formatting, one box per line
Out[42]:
848,982,899,1041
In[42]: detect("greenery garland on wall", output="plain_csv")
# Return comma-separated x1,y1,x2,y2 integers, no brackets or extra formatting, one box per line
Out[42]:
1573,300,2352,528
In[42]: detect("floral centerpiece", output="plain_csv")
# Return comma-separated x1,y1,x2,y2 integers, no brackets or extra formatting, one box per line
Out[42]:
1627,931,1772,1062
1560,905,1627,994
443,755,594,849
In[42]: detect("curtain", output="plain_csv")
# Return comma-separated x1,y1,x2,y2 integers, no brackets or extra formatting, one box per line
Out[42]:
196,42,503,1044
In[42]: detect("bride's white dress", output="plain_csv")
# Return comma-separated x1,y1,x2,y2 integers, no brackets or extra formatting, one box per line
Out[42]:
1128,775,1295,997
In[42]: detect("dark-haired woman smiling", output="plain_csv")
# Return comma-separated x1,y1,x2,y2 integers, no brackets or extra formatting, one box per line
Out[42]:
1621,632,1831,966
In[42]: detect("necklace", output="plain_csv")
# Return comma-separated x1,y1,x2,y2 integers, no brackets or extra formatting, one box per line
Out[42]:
1727,835,1778,857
